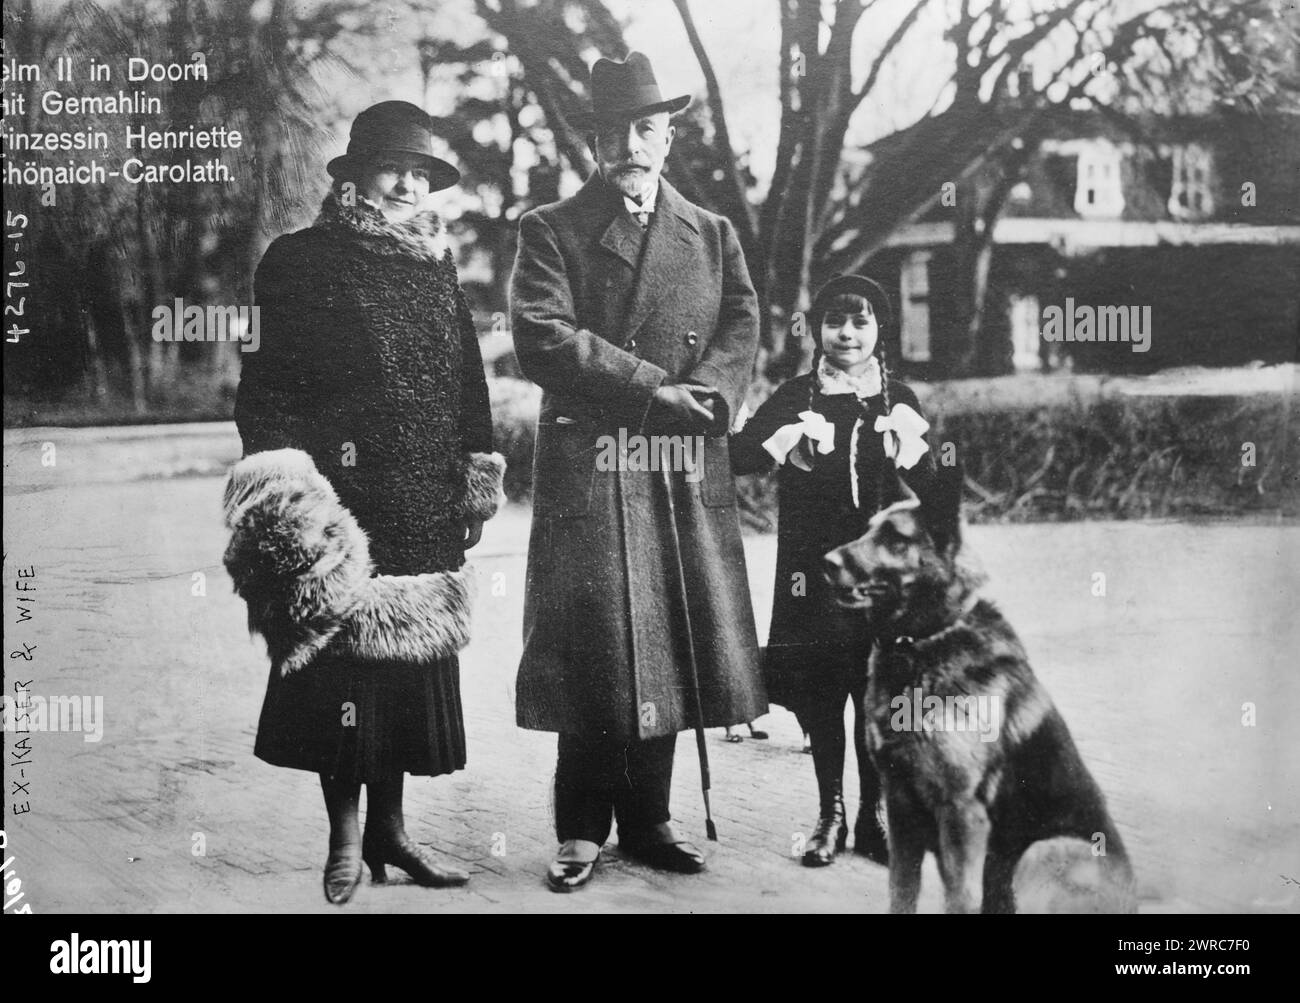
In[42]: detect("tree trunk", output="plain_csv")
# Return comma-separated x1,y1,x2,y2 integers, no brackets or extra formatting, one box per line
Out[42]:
83,308,110,401
121,302,148,416
948,129,1036,376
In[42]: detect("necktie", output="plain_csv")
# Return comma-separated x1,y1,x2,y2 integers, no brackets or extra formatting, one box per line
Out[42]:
625,192,653,229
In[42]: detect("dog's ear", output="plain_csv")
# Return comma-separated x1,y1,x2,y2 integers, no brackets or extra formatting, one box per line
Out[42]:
920,459,964,559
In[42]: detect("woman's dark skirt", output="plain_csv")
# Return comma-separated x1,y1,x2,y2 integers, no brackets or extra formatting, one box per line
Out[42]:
254,650,466,784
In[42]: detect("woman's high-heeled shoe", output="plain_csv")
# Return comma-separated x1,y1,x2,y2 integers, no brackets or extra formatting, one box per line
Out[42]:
362,832,470,888
323,847,363,904
801,796,848,867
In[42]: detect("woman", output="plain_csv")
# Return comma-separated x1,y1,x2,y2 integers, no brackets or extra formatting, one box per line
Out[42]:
731,275,934,867
233,100,503,904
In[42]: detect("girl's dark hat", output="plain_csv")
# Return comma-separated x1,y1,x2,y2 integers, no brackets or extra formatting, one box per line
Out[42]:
809,274,894,332
327,100,460,191
571,51,691,129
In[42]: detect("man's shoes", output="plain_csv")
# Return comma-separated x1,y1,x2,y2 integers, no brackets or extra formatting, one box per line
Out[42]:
621,840,706,873
619,823,706,874
546,839,601,892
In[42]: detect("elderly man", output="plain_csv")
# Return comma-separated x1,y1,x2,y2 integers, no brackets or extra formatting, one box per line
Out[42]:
511,52,766,892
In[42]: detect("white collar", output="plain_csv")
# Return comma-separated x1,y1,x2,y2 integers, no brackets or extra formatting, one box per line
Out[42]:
623,179,659,216
816,355,882,399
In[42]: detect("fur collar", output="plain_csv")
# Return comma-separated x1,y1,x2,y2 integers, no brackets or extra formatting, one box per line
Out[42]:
313,191,451,263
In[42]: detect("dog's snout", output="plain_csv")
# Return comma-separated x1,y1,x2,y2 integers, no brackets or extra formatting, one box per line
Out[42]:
824,539,871,580
822,547,860,588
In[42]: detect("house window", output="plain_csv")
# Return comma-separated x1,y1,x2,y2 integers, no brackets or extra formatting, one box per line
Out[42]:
899,251,932,363
1169,143,1215,220
1010,294,1041,372
1074,139,1124,218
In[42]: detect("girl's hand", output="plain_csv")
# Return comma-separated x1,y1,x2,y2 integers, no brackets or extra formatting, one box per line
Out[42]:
793,434,819,471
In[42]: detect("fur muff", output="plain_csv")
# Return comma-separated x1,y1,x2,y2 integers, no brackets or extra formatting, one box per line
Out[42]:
222,448,473,676
461,451,507,521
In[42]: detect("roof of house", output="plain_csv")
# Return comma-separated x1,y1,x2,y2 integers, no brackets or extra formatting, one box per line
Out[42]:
908,107,1300,226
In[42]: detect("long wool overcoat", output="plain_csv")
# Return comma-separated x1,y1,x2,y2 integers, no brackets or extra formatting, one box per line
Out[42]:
512,174,766,742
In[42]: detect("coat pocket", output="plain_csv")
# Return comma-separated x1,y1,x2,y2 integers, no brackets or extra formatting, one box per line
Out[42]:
532,422,600,518
699,435,738,507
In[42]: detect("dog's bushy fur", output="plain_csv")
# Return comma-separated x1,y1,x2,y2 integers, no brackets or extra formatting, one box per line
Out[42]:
823,468,1136,913
222,448,474,675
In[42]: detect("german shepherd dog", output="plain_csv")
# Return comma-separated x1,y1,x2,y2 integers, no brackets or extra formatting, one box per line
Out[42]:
822,470,1136,914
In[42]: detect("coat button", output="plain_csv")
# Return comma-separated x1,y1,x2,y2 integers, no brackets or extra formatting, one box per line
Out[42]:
686,330,699,346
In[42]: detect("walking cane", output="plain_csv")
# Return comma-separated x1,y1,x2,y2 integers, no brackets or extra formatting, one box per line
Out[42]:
658,454,719,841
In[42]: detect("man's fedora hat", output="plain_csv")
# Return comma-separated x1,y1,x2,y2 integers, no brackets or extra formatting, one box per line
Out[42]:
326,100,460,191
571,51,691,129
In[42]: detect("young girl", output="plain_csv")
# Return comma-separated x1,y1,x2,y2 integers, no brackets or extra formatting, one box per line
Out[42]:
731,274,935,867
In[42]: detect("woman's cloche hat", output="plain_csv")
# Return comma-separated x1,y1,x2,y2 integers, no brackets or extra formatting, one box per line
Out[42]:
326,100,460,192
570,51,691,129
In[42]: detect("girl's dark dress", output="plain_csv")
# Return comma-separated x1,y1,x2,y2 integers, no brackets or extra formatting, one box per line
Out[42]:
730,370,934,724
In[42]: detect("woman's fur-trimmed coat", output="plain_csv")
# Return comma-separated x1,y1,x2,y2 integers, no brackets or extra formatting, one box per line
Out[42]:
232,193,504,671
235,193,501,578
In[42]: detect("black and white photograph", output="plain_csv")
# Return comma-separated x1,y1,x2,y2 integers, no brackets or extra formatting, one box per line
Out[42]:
2,0,1298,940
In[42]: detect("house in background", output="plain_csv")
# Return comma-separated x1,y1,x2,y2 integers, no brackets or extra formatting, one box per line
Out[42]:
865,109,1300,376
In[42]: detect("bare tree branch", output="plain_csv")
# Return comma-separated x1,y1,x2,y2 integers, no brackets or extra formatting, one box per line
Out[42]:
670,0,756,243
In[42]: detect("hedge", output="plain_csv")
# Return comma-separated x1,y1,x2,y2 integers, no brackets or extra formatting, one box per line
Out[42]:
489,375,1298,525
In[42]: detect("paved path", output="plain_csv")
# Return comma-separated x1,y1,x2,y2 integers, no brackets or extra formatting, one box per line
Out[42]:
3,468,1298,913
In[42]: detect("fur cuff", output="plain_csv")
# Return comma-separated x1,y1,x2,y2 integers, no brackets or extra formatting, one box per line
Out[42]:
222,448,476,676
460,451,507,521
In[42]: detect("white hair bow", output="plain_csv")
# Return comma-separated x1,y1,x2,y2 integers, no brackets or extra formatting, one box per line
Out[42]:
762,410,836,471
